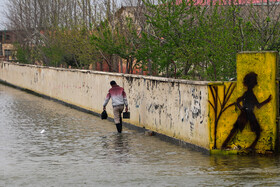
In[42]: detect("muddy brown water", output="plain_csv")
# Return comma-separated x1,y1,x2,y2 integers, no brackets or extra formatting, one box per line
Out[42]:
1,84,280,187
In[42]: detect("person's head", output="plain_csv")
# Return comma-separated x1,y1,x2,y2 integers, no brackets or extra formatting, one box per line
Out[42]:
243,72,258,89
110,80,117,86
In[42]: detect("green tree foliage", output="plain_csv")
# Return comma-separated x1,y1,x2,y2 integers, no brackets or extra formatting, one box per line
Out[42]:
196,2,238,80
140,0,241,80
138,0,280,80
15,44,30,64
31,25,99,68
139,0,194,78
57,26,99,68
91,17,141,73
8,0,280,80
30,31,67,67
90,20,119,72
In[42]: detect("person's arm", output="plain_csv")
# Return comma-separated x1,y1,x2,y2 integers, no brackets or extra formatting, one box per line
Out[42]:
125,105,128,112
257,95,272,109
122,89,128,112
236,96,243,110
103,92,111,110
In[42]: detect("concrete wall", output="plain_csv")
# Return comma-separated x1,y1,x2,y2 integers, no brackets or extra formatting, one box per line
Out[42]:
0,62,211,150
1,51,278,154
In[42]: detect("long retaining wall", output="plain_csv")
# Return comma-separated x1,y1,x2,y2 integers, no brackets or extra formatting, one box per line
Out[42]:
0,61,211,151
0,51,278,154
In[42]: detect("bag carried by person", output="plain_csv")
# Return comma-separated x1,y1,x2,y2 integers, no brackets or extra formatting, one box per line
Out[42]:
101,110,108,120
123,112,130,119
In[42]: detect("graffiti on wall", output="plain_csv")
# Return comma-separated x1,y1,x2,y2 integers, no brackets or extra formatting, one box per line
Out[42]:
183,88,205,137
209,73,272,151
221,72,271,150
208,82,236,149
209,52,277,154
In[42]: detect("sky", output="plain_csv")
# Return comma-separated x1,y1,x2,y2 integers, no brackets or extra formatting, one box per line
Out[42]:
0,0,8,30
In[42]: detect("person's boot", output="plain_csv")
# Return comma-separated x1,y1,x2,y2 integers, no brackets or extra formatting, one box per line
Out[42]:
116,123,122,133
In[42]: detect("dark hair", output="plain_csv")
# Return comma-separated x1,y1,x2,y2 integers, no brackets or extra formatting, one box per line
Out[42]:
110,81,117,86
243,72,257,89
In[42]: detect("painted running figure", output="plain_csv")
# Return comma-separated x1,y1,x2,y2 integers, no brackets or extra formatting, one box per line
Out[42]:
221,72,272,150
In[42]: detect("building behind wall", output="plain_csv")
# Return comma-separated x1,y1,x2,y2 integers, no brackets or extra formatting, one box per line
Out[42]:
0,30,17,61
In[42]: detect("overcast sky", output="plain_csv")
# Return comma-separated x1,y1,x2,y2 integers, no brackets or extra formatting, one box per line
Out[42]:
0,0,8,30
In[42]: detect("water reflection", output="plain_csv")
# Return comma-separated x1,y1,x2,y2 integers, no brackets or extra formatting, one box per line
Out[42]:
1,84,280,186
114,134,129,153
113,134,130,163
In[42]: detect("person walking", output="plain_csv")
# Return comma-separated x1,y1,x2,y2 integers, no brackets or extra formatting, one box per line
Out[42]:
103,81,128,133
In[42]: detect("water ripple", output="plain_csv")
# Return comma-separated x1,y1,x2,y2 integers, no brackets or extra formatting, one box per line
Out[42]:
1,84,280,186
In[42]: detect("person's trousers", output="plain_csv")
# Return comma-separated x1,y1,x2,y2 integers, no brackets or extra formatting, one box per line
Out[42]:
113,105,124,133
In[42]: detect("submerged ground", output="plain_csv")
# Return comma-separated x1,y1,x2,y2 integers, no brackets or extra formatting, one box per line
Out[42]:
1,84,280,186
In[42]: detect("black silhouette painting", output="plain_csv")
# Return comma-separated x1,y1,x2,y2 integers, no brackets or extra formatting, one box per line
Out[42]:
221,72,272,150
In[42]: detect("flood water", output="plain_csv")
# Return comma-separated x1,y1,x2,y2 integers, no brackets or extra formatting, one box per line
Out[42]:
1,84,280,187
